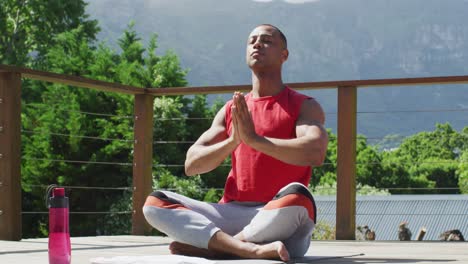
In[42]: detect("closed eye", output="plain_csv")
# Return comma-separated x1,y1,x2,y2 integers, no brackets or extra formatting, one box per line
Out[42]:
260,35,273,43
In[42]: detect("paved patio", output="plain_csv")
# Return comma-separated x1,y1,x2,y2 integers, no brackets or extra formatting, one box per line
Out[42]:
0,236,467,264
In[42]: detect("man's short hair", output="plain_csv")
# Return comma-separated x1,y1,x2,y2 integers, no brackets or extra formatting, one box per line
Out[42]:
258,24,287,48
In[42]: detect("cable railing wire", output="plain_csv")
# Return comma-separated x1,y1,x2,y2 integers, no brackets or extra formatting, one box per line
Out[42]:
320,160,467,166
356,132,468,141
28,184,455,192
310,186,460,190
20,102,466,212
21,128,463,144
153,160,467,168
22,104,467,120
22,211,133,215
20,157,465,168
150,136,465,144
154,117,213,121
358,108,468,114
314,107,468,116
19,184,460,216
355,160,467,165
22,184,133,191
22,129,134,143
22,157,133,166
153,164,230,168
154,140,195,144
23,103,134,119
353,213,467,216
154,108,468,121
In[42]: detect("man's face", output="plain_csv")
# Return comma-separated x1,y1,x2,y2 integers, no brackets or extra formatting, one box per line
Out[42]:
246,25,288,70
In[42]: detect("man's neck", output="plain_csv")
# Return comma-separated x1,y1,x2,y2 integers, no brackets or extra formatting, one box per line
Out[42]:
251,70,285,98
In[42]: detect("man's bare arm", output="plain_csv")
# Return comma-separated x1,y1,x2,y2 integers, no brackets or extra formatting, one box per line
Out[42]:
185,105,240,176
233,94,328,167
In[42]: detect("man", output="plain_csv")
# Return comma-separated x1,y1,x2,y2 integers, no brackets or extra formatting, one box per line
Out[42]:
143,24,328,261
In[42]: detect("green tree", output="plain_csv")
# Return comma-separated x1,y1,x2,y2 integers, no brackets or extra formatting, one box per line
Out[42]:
311,129,336,186
311,124,466,195
312,131,386,191
356,135,385,187
21,23,190,237
457,150,468,194
0,0,98,66
381,123,467,194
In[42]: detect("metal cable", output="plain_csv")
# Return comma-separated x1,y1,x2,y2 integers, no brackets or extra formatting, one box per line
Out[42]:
150,160,467,168
355,213,467,216
364,136,412,141
153,140,195,144
355,160,467,165
23,103,467,118
20,129,463,144
318,108,468,115
153,164,230,168
311,186,460,190
358,108,468,114
22,157,133,166
155,188,225,191
21,130,134,143
364,135,467,141
22,184,133,191
22,211,133,215
370,187,460,190
321,160,467,166
20,158,465,167
154,117,212,121
23,103,134,119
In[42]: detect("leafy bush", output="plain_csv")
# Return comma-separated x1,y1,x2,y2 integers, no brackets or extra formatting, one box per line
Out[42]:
312,221,336,240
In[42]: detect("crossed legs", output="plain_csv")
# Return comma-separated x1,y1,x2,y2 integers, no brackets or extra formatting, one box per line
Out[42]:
142,183,316,261
170,230,289,261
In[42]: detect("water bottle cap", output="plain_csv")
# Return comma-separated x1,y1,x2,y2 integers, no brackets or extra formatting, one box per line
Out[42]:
53,188,65,197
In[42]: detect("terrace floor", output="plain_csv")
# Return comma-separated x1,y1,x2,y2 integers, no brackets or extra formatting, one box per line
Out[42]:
0,235,467,264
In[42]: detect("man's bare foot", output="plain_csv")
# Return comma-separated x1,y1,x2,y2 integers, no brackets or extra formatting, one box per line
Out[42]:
252,241,290,262
170,240,289,262
169,241,223,259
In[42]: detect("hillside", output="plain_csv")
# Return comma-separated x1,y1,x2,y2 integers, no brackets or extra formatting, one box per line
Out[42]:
85,0,468,141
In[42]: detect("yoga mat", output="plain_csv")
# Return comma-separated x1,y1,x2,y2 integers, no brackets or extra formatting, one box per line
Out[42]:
90,255,216,264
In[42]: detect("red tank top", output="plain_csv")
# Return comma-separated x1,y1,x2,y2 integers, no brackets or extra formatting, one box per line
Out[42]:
220,87,312,203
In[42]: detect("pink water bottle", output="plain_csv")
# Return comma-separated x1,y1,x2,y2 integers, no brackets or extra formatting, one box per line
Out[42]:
48,187,71,264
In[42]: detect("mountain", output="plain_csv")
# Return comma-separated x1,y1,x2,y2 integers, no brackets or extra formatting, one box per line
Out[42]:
85,0,468,141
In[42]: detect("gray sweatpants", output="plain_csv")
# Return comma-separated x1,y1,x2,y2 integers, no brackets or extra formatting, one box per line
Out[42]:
142,182,316,258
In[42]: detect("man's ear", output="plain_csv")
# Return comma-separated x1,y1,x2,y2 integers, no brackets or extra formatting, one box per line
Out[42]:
282,49,289,62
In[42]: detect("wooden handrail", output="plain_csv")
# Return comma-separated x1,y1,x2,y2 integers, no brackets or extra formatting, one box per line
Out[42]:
149,75,468,96
0,64,145,95
3,64,468,96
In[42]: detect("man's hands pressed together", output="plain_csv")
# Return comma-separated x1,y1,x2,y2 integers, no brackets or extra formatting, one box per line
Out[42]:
229,91,328,167
231,92,259,146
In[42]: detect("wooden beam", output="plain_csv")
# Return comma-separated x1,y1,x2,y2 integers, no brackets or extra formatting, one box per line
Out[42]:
2,64,468,97
336,86,357,240
0,64,144,95
148,84,253,96
147,74,468,96
132,94,154,235
0,72,22,241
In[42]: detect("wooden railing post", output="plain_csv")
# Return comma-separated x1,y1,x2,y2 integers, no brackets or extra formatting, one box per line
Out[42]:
0,72,22,241
132,94,154,235
336,85,357,240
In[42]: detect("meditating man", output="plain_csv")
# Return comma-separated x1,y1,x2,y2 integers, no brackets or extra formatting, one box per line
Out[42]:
143,24,328,262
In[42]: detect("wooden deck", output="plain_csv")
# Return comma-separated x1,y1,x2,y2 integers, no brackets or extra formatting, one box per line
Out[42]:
0,236,466,263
